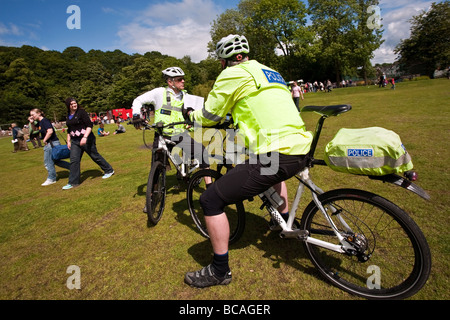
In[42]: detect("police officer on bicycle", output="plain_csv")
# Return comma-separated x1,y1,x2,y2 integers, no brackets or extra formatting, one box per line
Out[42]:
132,67,210,174
183,35,314,288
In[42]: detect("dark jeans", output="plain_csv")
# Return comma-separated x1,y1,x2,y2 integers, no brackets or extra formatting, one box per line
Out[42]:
293,97,300,111
68,135,113,185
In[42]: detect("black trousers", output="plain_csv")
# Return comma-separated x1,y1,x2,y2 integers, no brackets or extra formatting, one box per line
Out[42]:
68,135,113,185
200,153,307,216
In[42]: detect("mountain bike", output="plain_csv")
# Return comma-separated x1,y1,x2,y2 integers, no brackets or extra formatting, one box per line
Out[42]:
143,121,202,225
186,104,432,300
143,119,234,225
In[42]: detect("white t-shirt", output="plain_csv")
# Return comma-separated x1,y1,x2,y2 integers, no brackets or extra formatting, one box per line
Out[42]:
292,85,301,98
132,87,204,117
132,87,182,116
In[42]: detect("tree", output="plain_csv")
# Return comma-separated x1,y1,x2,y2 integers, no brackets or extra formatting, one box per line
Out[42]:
350,0,384,84
395,1,450,77
0,58,44,124
308,0,355,83
210,0,383,83
209,0,309,78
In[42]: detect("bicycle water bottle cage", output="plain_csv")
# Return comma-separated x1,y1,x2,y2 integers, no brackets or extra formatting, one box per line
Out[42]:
259,187,284,208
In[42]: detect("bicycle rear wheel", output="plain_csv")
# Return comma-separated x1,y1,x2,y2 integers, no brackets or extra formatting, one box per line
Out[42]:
300,188,431,300
187,169,246,245
146,161,167,225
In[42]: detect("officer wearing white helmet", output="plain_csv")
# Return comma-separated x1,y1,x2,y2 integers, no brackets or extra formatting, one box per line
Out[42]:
132,66,187,136
183,35,313,288
132,66,210,183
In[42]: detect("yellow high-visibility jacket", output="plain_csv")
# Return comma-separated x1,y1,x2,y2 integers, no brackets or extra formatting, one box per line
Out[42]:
190,60,313,155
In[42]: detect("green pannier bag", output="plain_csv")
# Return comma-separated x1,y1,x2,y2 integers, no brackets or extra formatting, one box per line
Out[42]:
324,127,413,176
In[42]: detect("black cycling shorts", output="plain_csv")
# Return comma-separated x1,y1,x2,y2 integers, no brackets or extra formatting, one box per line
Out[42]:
200,153,307,216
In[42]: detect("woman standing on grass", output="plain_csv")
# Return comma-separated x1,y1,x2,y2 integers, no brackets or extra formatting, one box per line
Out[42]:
29,109,70,186
62,98,114,190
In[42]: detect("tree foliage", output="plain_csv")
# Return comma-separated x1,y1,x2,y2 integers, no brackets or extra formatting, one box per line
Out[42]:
0,46,218,126
209,0,309,78
209,0,383,84
395,1,450,77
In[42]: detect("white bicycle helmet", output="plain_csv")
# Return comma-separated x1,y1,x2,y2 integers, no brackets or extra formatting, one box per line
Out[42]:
215,34,250,59
162,67,185,78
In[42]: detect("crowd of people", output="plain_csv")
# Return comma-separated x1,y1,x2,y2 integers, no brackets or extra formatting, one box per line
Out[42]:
289,78,353,96
9,100,121,188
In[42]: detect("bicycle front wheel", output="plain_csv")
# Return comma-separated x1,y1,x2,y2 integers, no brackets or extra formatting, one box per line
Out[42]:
187,169,246,245
300,188,431,300
146,161,167,225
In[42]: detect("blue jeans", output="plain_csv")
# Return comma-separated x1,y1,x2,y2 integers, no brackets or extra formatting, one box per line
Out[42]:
68,136,113,185
44,141,70,181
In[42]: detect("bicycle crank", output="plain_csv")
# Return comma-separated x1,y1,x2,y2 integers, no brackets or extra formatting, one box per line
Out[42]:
280,229,309,240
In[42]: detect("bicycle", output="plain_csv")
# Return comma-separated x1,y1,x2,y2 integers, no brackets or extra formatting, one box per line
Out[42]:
142,119,235,225
142,121,202,225
186,104,432,300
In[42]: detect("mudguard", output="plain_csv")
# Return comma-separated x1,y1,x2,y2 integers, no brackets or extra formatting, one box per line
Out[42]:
369,174,430,200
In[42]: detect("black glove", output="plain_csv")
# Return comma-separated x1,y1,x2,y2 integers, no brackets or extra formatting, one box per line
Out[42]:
182,106,194,126
132,115,144,129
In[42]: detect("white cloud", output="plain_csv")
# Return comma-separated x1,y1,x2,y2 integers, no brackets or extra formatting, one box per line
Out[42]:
117,0,221,62
372,0,434,64
0,22,23,36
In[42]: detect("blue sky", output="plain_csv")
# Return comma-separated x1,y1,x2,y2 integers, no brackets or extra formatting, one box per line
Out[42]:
0,0,439,64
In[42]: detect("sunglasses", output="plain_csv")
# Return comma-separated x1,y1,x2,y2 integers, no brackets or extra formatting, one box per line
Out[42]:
172,77,185,82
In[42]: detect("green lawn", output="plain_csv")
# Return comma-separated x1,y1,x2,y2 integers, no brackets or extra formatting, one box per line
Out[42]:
0,78,449,300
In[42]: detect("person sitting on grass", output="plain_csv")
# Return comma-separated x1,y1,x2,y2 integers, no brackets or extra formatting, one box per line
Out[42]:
113,120,126,135
98,123,110,136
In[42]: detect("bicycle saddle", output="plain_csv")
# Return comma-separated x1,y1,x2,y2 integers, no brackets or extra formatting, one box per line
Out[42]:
301,105,352,117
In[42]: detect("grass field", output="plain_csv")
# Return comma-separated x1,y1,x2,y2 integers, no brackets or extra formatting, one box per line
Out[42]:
0,78,449,300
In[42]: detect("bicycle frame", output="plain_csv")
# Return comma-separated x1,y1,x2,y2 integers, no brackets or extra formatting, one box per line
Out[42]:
274,167,348,253
258,166,345,253
145,121,201,179
153,134,200,178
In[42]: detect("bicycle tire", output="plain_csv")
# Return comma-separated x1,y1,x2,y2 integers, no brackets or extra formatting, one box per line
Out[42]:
300,188,431,300
146,161,167,225
186,169,246,245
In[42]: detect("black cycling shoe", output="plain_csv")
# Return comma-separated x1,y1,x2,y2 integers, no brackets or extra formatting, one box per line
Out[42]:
185,264,232,288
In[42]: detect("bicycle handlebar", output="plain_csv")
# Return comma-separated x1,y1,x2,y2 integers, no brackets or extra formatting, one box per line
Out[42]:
143,120,233,131
142,121,187,130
